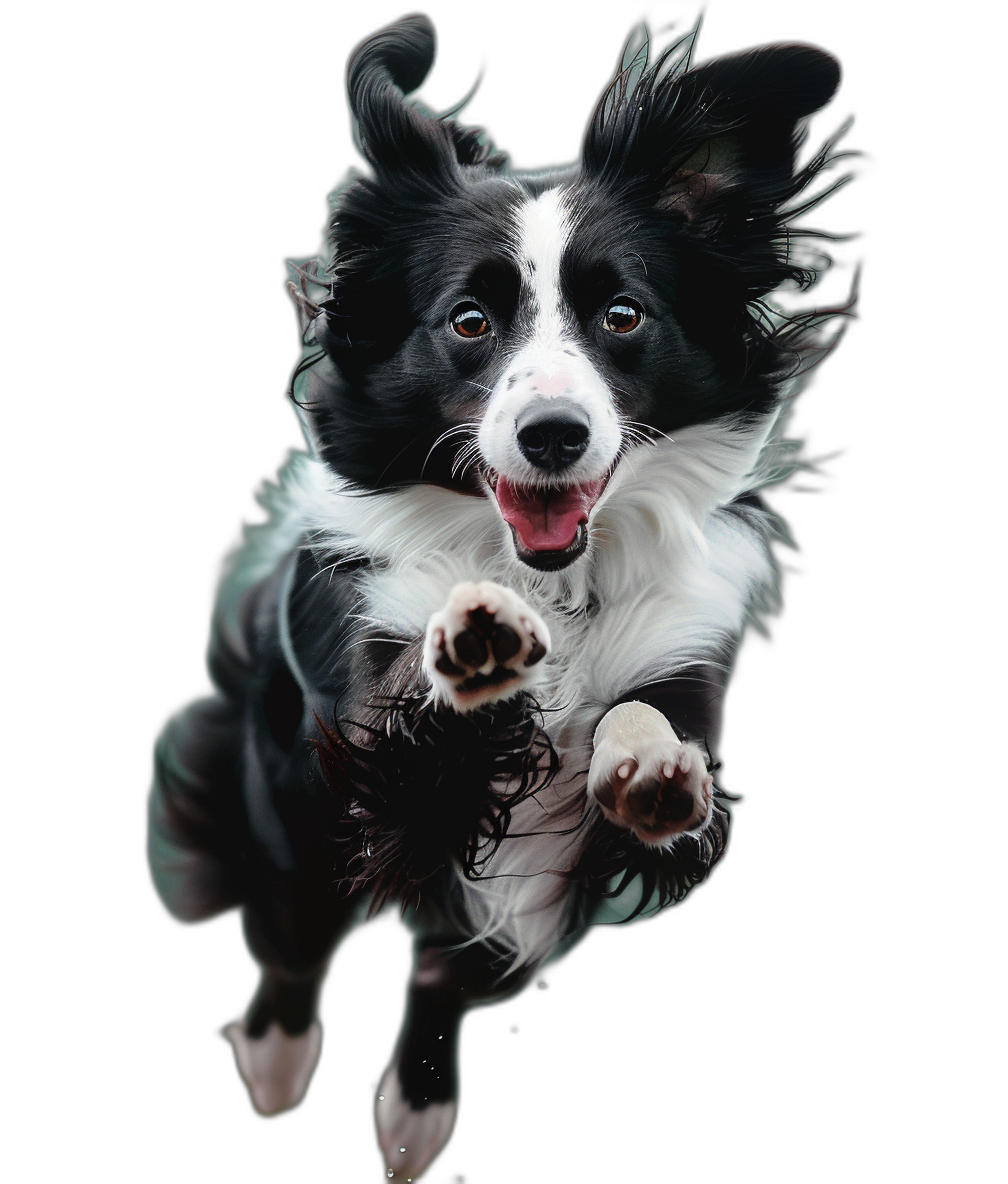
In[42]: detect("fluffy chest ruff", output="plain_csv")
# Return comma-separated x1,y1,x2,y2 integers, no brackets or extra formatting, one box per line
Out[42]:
246,410,782,961
269,409,782,707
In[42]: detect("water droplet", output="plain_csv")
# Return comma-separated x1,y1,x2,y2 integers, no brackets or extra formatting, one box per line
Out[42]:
378,1094,385,1101
387,1172,394,1179
438,1034,443,1040
400,1147,407,1154
537,980,548,989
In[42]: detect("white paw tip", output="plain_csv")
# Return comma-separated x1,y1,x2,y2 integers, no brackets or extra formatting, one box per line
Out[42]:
376,1064,458,1180
223,1020,322,1117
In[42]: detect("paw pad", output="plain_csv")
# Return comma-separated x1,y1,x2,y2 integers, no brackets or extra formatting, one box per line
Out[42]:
424,582,550,711
588,706,714,846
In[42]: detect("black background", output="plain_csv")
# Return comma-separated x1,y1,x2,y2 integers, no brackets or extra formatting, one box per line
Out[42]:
110,6,895,1174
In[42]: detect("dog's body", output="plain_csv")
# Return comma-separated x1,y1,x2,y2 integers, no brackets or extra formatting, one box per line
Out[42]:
149,16,845,1178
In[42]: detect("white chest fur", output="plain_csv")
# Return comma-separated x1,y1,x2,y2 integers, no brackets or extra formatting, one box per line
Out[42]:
238,416,785,963
344,418,778,724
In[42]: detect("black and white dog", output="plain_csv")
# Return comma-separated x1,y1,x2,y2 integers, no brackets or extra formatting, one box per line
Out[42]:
149,14,846,1179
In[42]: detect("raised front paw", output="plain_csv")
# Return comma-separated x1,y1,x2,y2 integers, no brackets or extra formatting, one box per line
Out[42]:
588,701,713,846
422,581,550,711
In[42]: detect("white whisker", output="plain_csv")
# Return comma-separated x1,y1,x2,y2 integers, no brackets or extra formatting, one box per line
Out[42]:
421,421,483,478
451,439,484,478
343,633,414,652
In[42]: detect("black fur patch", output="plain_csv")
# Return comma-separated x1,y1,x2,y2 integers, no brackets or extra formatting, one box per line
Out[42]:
314,695,559,910
572,793,732,922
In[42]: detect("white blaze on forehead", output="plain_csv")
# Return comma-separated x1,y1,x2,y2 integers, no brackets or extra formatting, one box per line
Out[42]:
478,183,621,490
514,186,572,343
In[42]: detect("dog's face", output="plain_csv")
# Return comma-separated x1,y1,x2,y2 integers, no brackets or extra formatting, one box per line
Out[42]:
298,17,839,571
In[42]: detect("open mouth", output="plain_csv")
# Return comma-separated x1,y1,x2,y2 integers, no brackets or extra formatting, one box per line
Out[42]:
486,470,609,571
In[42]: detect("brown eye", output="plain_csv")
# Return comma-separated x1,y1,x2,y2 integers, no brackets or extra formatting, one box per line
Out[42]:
450,302,490,338
603,300,644,334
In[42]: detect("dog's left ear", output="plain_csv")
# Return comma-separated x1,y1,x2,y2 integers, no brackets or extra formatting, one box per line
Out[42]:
583,38,840,227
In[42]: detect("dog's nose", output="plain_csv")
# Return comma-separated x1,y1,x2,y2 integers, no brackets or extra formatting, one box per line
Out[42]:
515,399,590,472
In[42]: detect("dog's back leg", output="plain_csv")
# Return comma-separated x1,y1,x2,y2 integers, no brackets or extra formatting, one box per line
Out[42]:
148,694,245,922
375,939,535,1181
151,547,374,1115
149,670,364,1117
224,878,365,1117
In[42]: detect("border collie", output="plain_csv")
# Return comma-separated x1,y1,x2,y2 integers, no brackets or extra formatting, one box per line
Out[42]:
149,14,848,1179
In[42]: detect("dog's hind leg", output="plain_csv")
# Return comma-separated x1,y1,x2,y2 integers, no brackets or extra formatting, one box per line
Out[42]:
376,940,534,1180
149,678,335,1115
148,695,245,922
152,549,373,1116
224,883,364,1117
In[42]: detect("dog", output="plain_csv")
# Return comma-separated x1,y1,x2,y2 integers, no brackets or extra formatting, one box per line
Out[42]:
148,14,847,1179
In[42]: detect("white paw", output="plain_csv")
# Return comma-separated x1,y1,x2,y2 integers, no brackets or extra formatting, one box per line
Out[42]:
588,702,713,847
222,1020,322,1116
375,1063,457,1181
422,581,550,711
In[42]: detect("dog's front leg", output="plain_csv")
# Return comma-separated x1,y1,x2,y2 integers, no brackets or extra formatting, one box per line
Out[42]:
422,581,550,711
588,701,714,846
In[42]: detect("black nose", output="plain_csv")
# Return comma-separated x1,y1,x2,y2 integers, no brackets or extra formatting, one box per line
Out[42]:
515,401,590,472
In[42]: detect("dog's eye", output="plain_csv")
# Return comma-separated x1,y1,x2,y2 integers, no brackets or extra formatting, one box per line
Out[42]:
603,300,644,334
450,302,490,338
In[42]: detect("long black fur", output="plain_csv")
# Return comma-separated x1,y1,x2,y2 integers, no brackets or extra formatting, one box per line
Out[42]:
314,694,559,911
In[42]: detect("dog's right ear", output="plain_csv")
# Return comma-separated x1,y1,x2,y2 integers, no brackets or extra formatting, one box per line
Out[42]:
347,14,471,181
318,16,505,367
347,14,448,177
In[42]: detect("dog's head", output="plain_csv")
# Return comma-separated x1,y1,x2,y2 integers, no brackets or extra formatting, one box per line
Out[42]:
295,15,841,572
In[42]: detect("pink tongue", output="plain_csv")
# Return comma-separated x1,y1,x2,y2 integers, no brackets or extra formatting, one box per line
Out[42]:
494,476,605,552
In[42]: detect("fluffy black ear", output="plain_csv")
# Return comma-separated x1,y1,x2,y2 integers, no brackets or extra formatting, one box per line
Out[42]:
346,14,505,180
583,33,840,227
318,16,504,367
346,14,457,178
